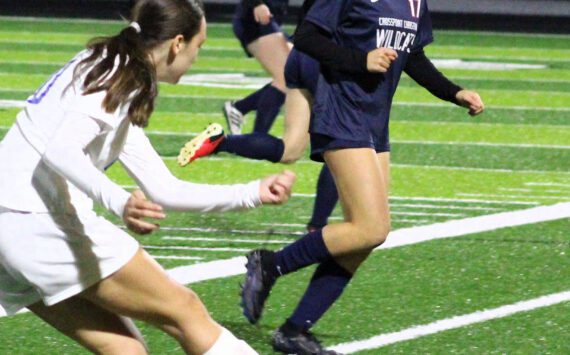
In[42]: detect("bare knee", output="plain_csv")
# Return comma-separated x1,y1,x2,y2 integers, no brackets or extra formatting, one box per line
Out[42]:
355,218,391,250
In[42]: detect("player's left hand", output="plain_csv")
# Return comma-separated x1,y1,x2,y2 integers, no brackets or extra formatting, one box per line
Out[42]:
456,89,485,116
259,170,296,205
254,5,273,25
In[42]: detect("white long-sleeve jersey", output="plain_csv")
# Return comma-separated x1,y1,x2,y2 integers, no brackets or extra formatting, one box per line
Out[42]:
0,50,261,218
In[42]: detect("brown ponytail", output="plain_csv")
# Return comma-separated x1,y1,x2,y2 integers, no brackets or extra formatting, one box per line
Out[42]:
73,0,204,127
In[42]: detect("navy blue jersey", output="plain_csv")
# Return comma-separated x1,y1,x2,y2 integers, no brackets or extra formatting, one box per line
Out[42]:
305,0,433,148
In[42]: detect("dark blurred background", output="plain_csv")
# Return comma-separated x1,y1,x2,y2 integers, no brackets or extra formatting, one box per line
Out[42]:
0,0,569,33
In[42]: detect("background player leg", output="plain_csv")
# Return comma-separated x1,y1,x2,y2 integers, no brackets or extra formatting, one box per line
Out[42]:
246,32,291,133
307,164,338,231
215,88,311,163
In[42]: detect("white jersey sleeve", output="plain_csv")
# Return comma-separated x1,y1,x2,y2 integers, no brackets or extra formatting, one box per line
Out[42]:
42,112,131,218
118,126,262,212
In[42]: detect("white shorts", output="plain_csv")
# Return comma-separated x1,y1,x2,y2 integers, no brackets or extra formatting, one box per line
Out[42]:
0,208,139,315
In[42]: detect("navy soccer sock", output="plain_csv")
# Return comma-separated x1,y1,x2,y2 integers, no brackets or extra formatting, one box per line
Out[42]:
253,84,285,133
234,83,271,115
308,164,339,229
273,229,331,276
215,133,284,163
285,259,353,331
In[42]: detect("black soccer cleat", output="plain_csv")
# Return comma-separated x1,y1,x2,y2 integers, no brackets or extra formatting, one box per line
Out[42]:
271,328,342,355
239,249,277,324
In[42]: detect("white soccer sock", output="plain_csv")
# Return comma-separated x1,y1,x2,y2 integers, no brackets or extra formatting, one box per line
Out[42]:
202,327,258,355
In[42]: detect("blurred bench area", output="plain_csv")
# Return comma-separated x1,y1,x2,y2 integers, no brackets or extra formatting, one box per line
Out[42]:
0,0,568,33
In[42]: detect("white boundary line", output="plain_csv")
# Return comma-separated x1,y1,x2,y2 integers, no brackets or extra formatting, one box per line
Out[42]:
330,290,570,353
166,202,570,284
2,203,569,318
162,236,291,244
2,96,570,112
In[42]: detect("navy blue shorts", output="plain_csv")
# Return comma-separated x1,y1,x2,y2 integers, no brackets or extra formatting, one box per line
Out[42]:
233,4,284,57
284,48,319,95
310,133,390,162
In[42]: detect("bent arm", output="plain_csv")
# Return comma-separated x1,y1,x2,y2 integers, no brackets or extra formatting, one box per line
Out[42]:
294,20,368,74
119,127,262,212
404,48,463,105
42,113,130,218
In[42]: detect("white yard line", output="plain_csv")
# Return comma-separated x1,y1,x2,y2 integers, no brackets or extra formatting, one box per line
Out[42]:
166,202,570,284
500,188,569,193
458,193,570,200
260,223,307,228
2,93,570,112
2,203,569,318
162,236,291,244
390,203,503,211
330,290,570,354
0,99,26,108
150,255,203,261
525,182,570,187
158,226,304,236
142,245,250,252
393,140,570,150
391,211,464,217
292,193,539,205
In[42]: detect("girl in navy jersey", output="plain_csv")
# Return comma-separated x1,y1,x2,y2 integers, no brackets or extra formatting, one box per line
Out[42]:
239,0,484,353
223,0,292,135
0,0,295,354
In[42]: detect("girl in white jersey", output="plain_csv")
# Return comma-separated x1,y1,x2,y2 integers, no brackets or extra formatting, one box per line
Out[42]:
0,0,294,354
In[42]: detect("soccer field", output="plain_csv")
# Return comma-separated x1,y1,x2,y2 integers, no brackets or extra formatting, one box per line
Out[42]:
0,16,568,354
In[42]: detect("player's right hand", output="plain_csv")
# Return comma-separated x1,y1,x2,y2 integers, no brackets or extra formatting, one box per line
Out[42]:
259,170,296,205
254,4,273,25
123,189,166,235
367,48,398,73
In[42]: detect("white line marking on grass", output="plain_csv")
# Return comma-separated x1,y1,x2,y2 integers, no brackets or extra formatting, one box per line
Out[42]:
458,193,570,200
166,202,570,284
143,245,250,252
390,203,503,211
431,59,547,70
525,182,570,187
158,226,304,236
392,163,570,175
391,211,464,217
2,96,570,113
391,101,570,112
260,223,307,228
392,219,429,223
162,236,291,244
292,193,539,205
330,290,570,354
0,100,25,108
150,255,203,261
2,203,569,317
500,188,570,193
378,202,570,250
394,140,570,150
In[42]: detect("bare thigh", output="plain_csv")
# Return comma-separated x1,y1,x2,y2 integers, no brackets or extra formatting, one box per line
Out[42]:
247,32,291,91
29,297,147,355
280,88,312,164
322,150,391,272
80,248,220,355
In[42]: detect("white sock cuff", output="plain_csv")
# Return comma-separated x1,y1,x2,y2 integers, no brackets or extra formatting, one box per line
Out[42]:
202,327,258,355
